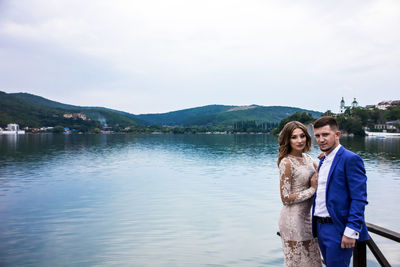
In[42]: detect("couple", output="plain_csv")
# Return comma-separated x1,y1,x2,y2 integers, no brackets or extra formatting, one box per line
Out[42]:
277,116,369,267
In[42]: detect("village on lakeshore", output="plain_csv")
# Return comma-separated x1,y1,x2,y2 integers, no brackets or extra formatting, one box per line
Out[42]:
1,97,400,136
338,98,400,136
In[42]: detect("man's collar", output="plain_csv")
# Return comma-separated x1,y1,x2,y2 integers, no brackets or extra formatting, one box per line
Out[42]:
325,144,341,160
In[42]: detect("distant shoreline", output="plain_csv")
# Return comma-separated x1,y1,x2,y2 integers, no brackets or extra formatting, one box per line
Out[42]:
1,131,273,136
2,131,398,137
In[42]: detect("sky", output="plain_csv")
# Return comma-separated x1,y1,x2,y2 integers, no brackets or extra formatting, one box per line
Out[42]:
0,0,399,114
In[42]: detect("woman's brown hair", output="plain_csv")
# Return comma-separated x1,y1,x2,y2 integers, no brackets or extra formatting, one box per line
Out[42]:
277,121,312,166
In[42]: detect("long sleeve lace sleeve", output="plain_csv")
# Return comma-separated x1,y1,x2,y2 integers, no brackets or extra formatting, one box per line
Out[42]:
279,158,316,205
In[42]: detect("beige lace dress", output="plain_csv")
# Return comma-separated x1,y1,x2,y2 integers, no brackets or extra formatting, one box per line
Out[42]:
278,154,322,267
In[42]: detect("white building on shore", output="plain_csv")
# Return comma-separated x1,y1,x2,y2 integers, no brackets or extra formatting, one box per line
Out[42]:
0,124,25,135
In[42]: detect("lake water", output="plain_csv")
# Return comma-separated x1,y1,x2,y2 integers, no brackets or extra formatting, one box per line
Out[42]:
0,134,399,266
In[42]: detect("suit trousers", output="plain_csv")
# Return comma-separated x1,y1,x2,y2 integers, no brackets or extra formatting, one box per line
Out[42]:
317,221,354,267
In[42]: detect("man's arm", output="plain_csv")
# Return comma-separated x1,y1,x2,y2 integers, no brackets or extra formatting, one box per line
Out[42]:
344,153,368,238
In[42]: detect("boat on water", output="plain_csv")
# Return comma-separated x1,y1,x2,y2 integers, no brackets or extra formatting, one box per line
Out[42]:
0,124,25,135
365,130,400,137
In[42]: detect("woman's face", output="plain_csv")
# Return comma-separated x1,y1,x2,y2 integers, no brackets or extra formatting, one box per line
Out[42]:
290,128,306,153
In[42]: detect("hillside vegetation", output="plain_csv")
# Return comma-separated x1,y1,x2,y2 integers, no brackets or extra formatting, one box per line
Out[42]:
271,106,400,136
136,105,322,127
0,91,141,131
1,91,323,133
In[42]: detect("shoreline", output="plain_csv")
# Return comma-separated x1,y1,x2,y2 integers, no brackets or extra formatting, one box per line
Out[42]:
365,131,400,137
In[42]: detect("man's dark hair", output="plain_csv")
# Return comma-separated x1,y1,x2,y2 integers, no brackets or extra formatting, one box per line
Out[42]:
313,116,339,130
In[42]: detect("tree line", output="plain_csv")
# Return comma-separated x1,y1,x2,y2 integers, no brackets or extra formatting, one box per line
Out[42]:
270,105,400,136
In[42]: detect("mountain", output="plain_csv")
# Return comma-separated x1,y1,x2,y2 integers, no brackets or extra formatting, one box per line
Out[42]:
10,92,143,122
1,91,323,131
10,92,84,110
0,91,142,129
136,104,322,126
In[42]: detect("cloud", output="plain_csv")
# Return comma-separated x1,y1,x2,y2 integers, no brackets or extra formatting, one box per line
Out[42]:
0,0,399,113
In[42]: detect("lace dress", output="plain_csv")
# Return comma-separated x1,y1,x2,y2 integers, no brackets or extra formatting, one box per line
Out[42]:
278,154,322,267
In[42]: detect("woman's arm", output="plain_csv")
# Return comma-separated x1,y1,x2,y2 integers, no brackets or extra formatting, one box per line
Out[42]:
279,158,316,205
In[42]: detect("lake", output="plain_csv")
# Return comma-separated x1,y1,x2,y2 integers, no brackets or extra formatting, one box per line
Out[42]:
0,134,399,266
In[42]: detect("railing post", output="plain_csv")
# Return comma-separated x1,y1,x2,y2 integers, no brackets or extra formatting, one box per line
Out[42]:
279,223,400,266
353,241,366,267
366,237,391,267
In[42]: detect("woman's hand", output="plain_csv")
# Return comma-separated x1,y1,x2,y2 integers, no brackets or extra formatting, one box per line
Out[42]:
310,172,318,189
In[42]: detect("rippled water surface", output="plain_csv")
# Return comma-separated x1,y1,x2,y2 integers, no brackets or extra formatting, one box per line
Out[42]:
0,134,399,266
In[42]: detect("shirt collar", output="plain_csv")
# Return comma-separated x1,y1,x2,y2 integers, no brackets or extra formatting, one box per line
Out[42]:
325,144,341,161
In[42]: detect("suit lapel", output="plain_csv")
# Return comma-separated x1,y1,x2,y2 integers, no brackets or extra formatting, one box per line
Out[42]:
326,146,344,189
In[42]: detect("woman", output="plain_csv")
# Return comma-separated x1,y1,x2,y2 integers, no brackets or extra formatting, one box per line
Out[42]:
277,121,322,267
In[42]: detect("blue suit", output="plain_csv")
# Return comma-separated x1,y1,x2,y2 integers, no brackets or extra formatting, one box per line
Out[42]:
312,146,369,266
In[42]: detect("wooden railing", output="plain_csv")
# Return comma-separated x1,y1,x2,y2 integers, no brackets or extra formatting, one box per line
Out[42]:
353,222,400,267
277,222,400,266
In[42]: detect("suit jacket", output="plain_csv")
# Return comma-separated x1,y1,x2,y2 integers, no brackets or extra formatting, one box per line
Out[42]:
312,146,369,241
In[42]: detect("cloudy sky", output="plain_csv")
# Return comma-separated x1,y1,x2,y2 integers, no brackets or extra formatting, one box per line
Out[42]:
0,0,399,114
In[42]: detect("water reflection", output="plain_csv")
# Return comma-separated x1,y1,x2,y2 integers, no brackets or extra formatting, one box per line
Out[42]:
0,134,399,266
340,136,400,159
1,134,281,168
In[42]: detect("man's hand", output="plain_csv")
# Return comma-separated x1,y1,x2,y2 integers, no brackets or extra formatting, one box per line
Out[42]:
341,235,356,249
310,172,318,189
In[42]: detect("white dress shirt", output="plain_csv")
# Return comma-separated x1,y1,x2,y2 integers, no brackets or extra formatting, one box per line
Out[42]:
315,144,359,239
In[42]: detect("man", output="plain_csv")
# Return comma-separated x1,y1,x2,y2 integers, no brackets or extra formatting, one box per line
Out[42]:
312,116,369,266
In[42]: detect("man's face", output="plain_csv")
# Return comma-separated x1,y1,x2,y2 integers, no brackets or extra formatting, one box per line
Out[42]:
314,125,340,154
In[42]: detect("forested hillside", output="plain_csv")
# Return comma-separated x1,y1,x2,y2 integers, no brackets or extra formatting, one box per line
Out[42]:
136,105,322,127
1,91,141,131
1,91,324,133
